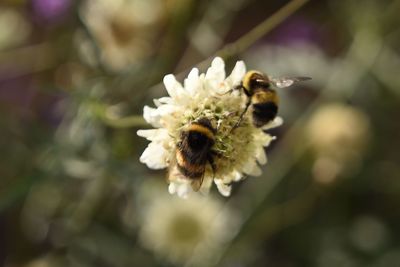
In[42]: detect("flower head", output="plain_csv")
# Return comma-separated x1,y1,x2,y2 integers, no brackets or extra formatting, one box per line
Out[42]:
306,103,371,184
79,0,167,71
138,57,282,198
139,189,236,266
0,8,30,50
306,103,370,159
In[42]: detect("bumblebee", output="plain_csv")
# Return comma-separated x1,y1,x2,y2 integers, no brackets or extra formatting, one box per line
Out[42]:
169,117,217,191
233,70,311,128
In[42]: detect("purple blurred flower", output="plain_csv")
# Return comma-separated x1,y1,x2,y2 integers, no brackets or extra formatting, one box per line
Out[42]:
31,0,71,23
0,69,65,127
0,71,36,118
269,17,322,46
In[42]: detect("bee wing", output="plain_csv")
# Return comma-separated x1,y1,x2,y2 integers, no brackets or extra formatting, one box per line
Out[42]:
168,165,204,192
270,76,311,88
190,174,204,192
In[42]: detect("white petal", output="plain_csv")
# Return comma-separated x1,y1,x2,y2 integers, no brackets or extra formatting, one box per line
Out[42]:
232,171,243,182
139,142,169,169
143,104,175,127
215,180,232,197
233,171,244,182
153,97,172,107
156,104,176,117
184,68,200,95
168,180,192,199
137,129,157,140
255,147,267,165
226,60,246,87
137,129,169,142
177,184,192,199
205,57,226,87
264,135,276,147
262,116,283,130
242,159,262,176
168,182,177,194
256,132,275,147
143,106,162,127
219,170,241,184
163,74,184,98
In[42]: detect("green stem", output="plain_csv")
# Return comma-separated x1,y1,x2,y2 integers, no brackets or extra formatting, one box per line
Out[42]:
91,102,150,128
101,115,149,129
217,0,310,58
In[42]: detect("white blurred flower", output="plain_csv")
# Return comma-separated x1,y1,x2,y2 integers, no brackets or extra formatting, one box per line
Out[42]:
349,215,388,253
137,57,282,198
306,103,370,159
306,103,371,184
79,0,166,71
139,192,236,266
0,8,31,50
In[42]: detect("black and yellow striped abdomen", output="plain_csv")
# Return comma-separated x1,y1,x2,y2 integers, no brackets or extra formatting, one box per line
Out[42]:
252,101,278,128
174,118,216,189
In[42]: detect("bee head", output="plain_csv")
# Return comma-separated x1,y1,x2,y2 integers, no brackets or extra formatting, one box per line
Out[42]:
242,70,270,95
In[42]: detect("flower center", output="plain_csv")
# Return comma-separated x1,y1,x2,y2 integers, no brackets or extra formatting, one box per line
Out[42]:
168,213,203,244
110,16,136,45
171,92,256,178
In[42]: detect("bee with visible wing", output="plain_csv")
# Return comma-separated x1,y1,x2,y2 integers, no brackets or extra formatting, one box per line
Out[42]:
233,70,311,129
169,117,218,191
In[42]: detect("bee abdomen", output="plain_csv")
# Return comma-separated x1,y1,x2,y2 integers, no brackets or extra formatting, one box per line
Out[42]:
177,143,209,165
176,162,205,179
252,102,278,127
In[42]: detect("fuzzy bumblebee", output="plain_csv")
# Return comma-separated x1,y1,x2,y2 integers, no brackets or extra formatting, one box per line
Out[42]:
233,70,310,129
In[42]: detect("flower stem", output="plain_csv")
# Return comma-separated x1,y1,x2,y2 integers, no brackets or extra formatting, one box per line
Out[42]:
217,0,310,58
91,102,149,128
101,115,149,129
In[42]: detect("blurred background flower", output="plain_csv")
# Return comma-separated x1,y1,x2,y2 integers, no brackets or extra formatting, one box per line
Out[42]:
137,180,237,266
0,7,30,50
306,103,371,184
1,0,400,266
31,0,71,23
78,0,170,71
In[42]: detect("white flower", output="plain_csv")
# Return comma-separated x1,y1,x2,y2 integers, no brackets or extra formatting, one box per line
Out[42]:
306,103,371,184
79,0,167,71
137,57,282,197
306,103,370,159
139,191,236,266
0,8,31,50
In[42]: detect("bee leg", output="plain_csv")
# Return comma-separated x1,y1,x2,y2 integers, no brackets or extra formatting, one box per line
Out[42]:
234,84,244,91
217,89,233,96
230,99,251,133
216,84,242,96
